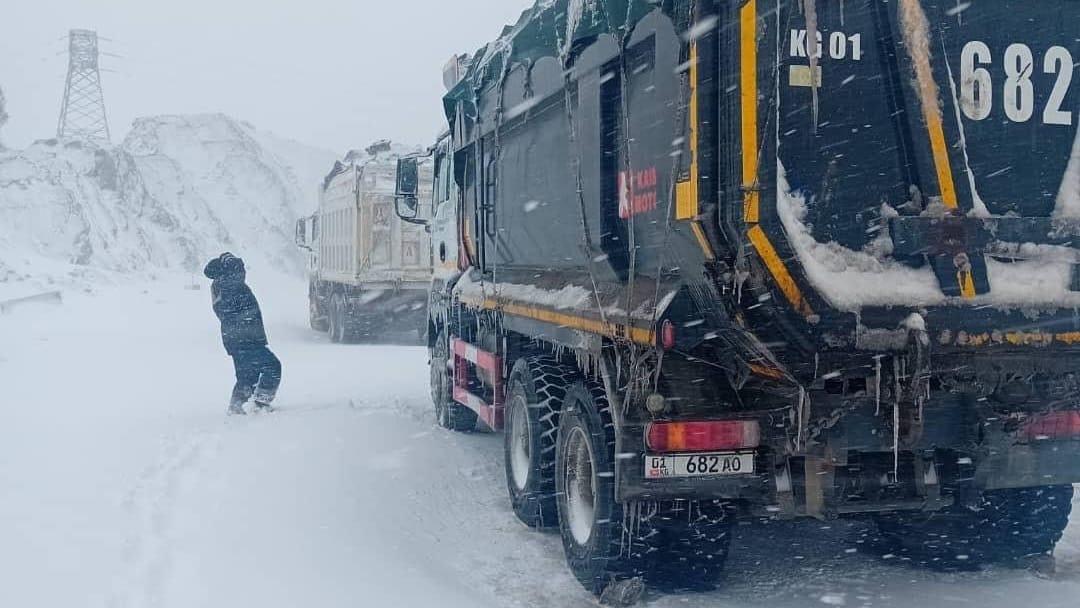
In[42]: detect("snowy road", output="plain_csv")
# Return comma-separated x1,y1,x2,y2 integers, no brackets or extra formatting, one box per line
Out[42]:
2,276,1079,608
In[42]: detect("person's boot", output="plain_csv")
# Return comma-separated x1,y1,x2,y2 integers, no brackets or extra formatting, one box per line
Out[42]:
228,401,247,416
253,388,275,413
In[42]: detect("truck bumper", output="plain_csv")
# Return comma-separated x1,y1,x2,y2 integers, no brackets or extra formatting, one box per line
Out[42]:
615,423,1080,518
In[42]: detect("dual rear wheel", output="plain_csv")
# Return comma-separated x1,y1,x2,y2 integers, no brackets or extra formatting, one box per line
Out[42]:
874,484,1074,568
324,292,384,343
326,293,349,343
502,357,734,595
326,294,381,343
309,293,329,332
503,357,578,528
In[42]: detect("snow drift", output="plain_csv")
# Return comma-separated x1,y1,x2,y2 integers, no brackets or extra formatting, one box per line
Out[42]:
0,114,334,299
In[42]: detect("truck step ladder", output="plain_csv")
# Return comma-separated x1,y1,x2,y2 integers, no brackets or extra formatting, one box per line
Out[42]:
450,337,504,430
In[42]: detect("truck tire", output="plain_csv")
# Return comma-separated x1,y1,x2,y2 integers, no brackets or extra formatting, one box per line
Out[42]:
504,356,579,528
555,380,641,594
874,485,1074,568
308,289,328,334
348,312,376,343
635,500,734,592
311,306,326,334
328,293,345,343
329,293,363,343
431,329,477,432
555,380,735,594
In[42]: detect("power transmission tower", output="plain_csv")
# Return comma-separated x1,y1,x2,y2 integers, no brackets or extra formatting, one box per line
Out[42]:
57,29,110,142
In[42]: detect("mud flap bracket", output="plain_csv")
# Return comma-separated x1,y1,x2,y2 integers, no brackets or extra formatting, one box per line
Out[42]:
890,216,1080,297
914,453,946,510
774,461,796,518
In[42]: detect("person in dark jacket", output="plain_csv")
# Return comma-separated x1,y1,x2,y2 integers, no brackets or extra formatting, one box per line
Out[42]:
204,253,282,415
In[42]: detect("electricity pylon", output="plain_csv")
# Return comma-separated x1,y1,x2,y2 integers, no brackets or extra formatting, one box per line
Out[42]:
57,29,110,142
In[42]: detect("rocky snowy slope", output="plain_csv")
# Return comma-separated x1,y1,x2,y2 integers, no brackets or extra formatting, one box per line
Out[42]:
0,114,335,299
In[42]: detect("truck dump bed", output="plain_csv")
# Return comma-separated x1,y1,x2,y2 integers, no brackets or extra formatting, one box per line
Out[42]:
438,0,1080,489
317,143,432,289
766,0,1080,327
442,0,1079,368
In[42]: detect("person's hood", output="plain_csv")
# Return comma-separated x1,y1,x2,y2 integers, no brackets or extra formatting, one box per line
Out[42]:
203,252,246,281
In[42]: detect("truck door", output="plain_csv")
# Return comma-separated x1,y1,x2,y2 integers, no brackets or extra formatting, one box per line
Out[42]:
456,143,483,271
431,145,460,273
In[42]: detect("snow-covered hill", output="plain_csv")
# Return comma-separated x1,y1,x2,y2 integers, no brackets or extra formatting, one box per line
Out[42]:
0,114,335,299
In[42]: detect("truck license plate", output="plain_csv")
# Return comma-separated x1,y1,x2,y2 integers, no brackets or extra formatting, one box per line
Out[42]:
644,452,755,479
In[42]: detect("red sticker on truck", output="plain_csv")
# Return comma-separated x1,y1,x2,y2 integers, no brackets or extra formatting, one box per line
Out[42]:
619,166,659,219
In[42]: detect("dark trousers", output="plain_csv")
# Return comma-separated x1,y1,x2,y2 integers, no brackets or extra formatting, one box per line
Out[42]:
230,346,282,406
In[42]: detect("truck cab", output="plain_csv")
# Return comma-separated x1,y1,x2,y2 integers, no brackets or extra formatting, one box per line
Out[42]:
428,133,460,282
396,133,462,348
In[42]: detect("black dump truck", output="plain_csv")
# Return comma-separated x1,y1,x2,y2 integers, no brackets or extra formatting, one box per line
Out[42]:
394,0,1080,595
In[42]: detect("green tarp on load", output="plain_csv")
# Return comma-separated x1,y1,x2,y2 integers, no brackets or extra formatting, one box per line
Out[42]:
444,0,683,122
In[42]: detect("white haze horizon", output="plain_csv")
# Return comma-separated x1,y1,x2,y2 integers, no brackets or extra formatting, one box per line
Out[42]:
0,0,532,153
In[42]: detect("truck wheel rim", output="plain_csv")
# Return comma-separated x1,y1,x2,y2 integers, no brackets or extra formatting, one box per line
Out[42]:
564,426,596,545
509,394,531,491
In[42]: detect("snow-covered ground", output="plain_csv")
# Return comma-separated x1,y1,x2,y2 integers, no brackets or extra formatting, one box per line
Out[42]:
1,275,1078,608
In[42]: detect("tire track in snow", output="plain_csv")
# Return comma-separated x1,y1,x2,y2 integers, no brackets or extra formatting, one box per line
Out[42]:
109,427,220,608
391,425,591,608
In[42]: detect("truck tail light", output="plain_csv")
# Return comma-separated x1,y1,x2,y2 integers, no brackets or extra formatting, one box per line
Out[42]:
661,320,676,350
646,420,760,453
1021,411,1080,441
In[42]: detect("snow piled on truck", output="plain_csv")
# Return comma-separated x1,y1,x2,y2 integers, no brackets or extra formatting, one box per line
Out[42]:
455,270,679,322
455,271,593,310
776,163,1080,312
776,164,942,311
334,140,425,195
562,0,600,58
1055,125,1080,218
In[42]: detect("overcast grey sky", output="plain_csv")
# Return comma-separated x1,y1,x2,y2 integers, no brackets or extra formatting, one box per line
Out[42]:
0,0,532,152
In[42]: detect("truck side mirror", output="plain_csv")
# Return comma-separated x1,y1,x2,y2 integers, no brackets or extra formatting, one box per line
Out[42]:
395,157,426,224
295,218,310,250
295,216,314,251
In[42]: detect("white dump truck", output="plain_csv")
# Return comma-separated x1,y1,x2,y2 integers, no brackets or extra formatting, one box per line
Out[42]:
296,140,432,342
